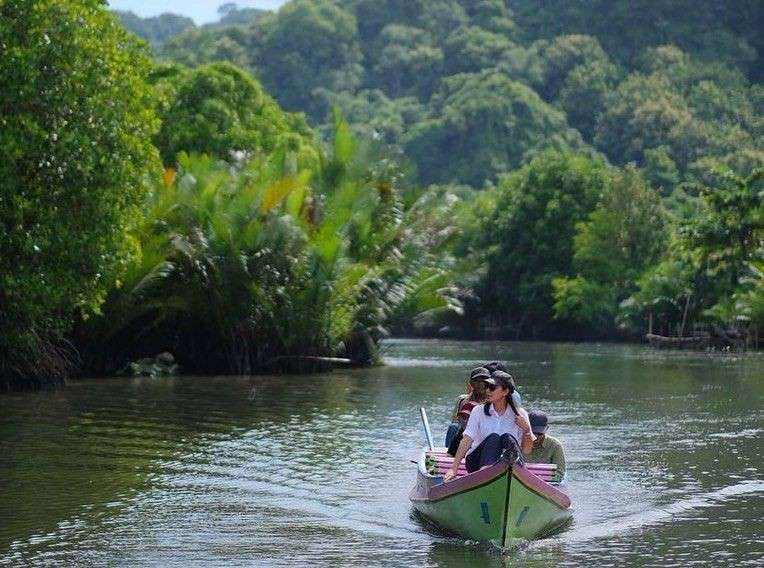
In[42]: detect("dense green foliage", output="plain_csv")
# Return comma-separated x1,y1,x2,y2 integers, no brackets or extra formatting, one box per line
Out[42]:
0,0,160,386
511,0,763,81
2,1,763,389
552,166,667,331
157,0,762,190
475,152,611,337
463,156,761,342
216,3,267,26
257,0,364,118
114,10,194,49
115,4,265,50
621,168,763,339
403,72,585,186
78,120,457,374
151,62,318,167
594,47,763,184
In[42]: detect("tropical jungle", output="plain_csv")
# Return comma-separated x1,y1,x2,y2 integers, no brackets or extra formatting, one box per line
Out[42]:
1,0,762,390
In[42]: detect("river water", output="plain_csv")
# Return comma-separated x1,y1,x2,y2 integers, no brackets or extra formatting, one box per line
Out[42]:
0,340,762,567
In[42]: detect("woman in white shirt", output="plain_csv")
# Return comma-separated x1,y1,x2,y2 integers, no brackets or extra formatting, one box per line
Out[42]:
444,371,534,482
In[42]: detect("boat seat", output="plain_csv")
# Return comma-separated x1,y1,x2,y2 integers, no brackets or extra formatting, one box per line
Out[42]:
426,449,558,481
426,451,467,477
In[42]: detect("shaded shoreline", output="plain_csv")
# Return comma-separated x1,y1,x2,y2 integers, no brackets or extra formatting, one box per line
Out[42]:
4,334,760,393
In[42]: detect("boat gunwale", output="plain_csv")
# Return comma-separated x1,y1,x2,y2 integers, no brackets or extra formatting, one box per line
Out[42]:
411,458,509,503
512,465,571,510
410,449,571,510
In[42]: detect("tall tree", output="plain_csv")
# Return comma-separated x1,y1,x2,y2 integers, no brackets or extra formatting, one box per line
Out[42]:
369,25,443,98
689,167,764,309
113,10,195,49
0,0,160,386
258,0,364,120
532,35,620,140
475,151,610,337
512,0,759,77
552,166,667,333
404,71,586,186
152,61,318,167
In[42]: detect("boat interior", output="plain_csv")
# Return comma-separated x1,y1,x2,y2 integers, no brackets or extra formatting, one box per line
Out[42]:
425,448,559,483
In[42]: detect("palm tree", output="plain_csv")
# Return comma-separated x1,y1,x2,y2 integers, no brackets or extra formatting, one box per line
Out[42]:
79,116,461,374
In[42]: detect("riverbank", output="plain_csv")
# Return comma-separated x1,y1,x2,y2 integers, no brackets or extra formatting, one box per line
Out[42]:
4,331,761,394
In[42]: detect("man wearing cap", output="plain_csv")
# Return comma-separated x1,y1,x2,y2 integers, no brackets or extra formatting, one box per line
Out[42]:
523,411,566,480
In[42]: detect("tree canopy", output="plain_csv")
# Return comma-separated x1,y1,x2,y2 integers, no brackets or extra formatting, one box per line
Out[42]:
113,0,764,345
152,61,319,167
0,0,160,383
3,0,762,390
552,166,667,332
511,0,762,81
142,1,762,191
114,10,194,49
404,72,586,186
257,0,364,120
476,151,611,337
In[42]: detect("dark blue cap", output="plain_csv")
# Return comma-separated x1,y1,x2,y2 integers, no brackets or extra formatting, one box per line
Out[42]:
528,410,548,434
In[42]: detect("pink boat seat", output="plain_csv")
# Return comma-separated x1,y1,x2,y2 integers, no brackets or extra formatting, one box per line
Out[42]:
426,449,558,481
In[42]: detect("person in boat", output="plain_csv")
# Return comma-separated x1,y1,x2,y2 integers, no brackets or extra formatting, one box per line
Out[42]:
484,361,523,406
523,410,566,480
444,371,535,482
450,367,489,419
445,367,490,454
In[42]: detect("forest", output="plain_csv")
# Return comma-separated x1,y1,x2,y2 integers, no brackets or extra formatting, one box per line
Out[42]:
1,0,762,389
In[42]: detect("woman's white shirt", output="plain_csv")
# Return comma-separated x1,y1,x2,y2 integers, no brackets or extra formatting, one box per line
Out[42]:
463,403,532,455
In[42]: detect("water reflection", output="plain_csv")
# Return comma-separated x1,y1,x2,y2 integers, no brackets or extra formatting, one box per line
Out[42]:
0,340,762,566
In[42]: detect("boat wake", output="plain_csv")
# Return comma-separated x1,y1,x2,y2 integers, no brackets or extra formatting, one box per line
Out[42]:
548,480,764,546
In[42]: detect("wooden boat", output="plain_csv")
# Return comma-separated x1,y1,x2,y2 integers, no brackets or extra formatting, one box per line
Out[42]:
645,333,710,350
409,447,572,547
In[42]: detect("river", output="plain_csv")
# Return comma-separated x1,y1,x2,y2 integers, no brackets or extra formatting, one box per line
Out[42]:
1,340,762,566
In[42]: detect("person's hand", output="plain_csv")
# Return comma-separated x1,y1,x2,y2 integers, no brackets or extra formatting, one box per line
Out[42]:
443,469,457,482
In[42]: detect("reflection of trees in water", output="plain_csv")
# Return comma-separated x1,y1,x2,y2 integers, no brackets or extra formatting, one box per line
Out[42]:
546,342,762,496
0,370,385,553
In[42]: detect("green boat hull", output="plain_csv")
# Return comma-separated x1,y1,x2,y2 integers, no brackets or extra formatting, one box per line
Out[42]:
410,451,572,547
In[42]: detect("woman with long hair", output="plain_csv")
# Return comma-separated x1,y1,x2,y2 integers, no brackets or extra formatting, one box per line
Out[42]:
484,361,523,406
443,371,534,482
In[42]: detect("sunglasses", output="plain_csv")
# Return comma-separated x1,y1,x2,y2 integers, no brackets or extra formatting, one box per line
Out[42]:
486,383,498,391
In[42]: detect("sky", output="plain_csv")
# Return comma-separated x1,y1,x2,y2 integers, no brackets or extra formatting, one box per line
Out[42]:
108,1,288,24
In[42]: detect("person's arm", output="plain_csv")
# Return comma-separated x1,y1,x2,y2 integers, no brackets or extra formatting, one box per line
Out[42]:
451,395,466,421
444,434,472,482
552,440,566,479
520,432,533,454
515,409,535,454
